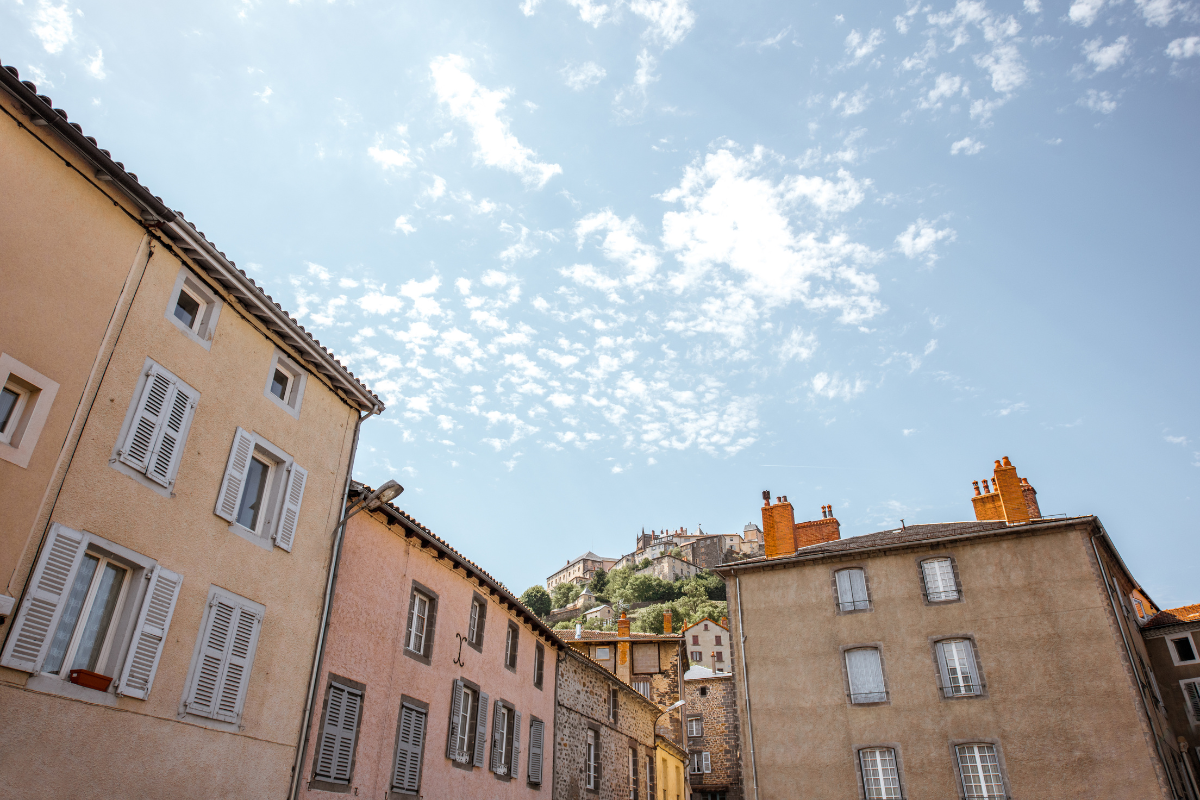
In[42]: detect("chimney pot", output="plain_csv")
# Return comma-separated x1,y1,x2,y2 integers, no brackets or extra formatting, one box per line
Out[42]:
994,459,1002,469
575,623,582,639
663,610,673,634
1002,456,1012,467
973,481,981,496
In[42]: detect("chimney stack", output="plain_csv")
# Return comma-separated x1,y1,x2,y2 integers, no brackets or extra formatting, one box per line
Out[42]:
761,492,797,559
575,623,582,639
663,610,673,634
971,457,1040,522
617,612,630,638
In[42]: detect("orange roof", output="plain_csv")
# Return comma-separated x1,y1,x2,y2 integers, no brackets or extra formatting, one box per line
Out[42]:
1144,604,1200,628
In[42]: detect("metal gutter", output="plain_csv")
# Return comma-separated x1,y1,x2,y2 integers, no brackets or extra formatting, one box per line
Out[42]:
735,575,759,800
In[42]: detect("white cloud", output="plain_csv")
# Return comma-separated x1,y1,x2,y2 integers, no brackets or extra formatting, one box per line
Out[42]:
896,219,957,264
629,0,696,48
1167,36,1200,58
566,0,616,26
86,49,105,79
1165,434,1189,445
903,428,917,436
950,136,985,155
368,140,412,170
254,86,273,103
779,328,818,362
562,61,607,90
614,49,659,119
401,276,443,318
755,26,793,49
1079,88,1118,113
974,43,1027,93
830,86,871,116
357,289,405,315
1136,0,1179,25
810,372,866,401
394,216,416,234
424,174,447,200
520,0,544,15
918,73,965,109
1068,0,1106,26
844,28,885,65
32,1,73,54
430,54,562,188
1024,0,1042,12
1081,35,1131,72
992,401,1028,416
575,211,661,285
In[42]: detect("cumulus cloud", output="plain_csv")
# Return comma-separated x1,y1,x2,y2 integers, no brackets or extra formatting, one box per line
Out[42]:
830,86,871,116
844,29,885,65
896,219,957,264
950,136,985,155
918,73,966,109
32,1,73,54
1068,0,1106,26
575,211,661,285
1079,88,1118,113
368,140,412,170
430,54,562,188
86,49,105,79
394,216,416,234
630,0,696,47
974,43,1028,93
1167,36,1200,58
562,61,607,90
810,372,866,401
1136,0,1180,25
1081,36,1131,72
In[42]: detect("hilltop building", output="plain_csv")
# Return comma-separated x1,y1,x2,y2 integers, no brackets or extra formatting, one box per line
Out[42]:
547,552,617,592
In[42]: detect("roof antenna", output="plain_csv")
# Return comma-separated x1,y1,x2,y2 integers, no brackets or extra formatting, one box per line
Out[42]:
900,519,906,530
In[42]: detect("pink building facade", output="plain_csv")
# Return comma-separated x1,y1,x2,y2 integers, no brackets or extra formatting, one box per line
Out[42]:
296,484,561,798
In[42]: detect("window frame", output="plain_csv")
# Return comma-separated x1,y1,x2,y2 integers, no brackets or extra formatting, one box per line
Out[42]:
931,635,987,700
179,585,264,730
832,566,872,614
166,266,223,349
527,715,546,786
263,349,308,419
918,555,963,605
403,581,438,666
40,551,132,680
841,643,889,706
215,429,299,551
505,621,520,672
630,746,639,799
855,744,906,800
390,695,429,797
686,715,703,739
1167,632,1199,666
467,593,488,653
586,724,601,792
1179,679,1200,727
950,740,1011,800
110,358,201,496
534,641,545,689
609,686,619,723
310,674,367,793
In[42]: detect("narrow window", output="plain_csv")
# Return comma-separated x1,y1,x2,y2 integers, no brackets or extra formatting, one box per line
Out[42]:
313,682,364,785
469,600,481,644
457,686,475,759
392,702,427,793
505,623,520,670
715,652,723,662
586,728,599,789
937,639,981,697
846,647,887,703
630,747,637,799
528,717,545,784
174,285,204,332
835,568,870,611
922,558,959,601
859,747,902,799
692,635,699,645
495,704,510,774
534,642,545,688
956,744,1005,799
408,592,430,654
236,455,271,531
690,754,702,774
702,752,711,773
687,717,702,737
714,635,722,645
647,756,656,800
609,687,619,722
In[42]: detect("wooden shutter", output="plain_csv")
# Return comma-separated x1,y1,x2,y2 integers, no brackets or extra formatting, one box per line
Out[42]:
214,428,256,522
491,700,505,773
633,643,660,674
511,710,522,780
473,691,490,768
702,752,711,773
528,718,544,784
116,565,183,699
0,524,88,672
1185,681,1200,721
119,367,173,473
392,704,426,792
315,683,363,784
273,462,307,552
446,679,464,759
535,644,544,687
215,604,261,723
185,594,262,723
424,595,437,658
146,382,196,487
835,569,853,606
477,599,488,644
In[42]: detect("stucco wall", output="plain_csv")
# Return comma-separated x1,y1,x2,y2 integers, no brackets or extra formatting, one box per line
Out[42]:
726,523,1172,800
682,621,729,674
298,509,559,798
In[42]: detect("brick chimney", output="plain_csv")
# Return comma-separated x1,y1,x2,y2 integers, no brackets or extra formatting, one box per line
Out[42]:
616,612,632,682
719,616,728,629
663,610,672,634
793,504,841,549
971,457,1040,522
617,611,630,638
761,491,797,559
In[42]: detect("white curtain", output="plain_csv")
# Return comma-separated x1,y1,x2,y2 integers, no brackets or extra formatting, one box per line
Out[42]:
846,648,886,702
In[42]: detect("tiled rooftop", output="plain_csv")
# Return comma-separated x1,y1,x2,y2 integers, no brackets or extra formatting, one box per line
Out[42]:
1144,604,1200,629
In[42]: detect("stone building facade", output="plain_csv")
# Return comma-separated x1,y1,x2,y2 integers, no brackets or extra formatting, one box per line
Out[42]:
548,552,617,592
683,667,743,800
1141,605,1200,792
553,648,660,800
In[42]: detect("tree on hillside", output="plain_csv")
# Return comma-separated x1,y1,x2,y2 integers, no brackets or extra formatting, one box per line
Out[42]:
667,547,684,560
684,570,727,601
604,564,636,602
625,574,677,603
630,602,683,634
587,567,609,597
520,585,552,618
551,581,581,610
674,581,728,628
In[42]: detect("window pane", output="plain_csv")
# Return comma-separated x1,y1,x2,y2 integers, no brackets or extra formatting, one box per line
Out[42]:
860,748,902,799
846,648,886,703
941,640,977,695
0,386,19,434
469,602,479,643
923,559,958,600
174,290,201,329
1173,637,1197,662
836,569,869,610
43,555,100,674
71,561,127,673
236,456,270,530
957,744,1005,799
410,594,428,652
270,368,290,400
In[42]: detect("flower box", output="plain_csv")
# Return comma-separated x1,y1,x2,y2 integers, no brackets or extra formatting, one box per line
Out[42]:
69,669,113,692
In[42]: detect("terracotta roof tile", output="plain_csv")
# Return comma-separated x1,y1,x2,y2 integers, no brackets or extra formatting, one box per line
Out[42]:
1144,604,1200,628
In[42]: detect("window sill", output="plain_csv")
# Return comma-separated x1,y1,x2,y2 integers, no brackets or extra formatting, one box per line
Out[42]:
26,673,117,707
108,458,175,499
308,778,353,794
176,710,242,733
227,521,274,552
402,646,431,667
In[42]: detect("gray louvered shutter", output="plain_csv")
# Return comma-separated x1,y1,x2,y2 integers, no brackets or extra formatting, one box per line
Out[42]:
146,382,196,487
1185,681,1200,720
491,700,505,773
273,462,307,552
215,604,261,723
528,718,544,784
119,366,173,473
393,704,426,792
185,595,262,723
0,524,88,672
214,428,256,522
511,710,522,779
315,683,363,784
935,641,952,697
116,565,183,699
477,599,487,644
473,691,490,768
446,679,464,760
424,595,437,658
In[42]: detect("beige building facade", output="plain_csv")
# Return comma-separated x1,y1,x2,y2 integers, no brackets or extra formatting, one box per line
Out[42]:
681,618,729,674
0,66,380,797
548,552,618,592
1142,605,1200,793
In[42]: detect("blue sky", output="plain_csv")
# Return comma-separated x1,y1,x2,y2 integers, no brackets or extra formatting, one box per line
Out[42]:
5,0,1198,604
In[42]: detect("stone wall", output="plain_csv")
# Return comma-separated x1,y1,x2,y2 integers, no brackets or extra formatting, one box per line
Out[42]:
684,676,743,800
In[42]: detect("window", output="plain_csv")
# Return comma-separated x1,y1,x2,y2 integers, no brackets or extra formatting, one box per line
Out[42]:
392,699,428,794
859,748,902,799
597,646,611,660
505,622,520,671
182,586,264,725
699,686,708,697
113,360,198,491
489,700,520,777
715,652,724,662
447,679,489,767
403,583,438,664
633,679,651,698
630,747,638,799
1181,680,1200,726
0,524,180,701
609,686,619,723
703,623,709,631
936,639,982,697
586,728,599,790
534,642,545,689
648,756,656,800
955,744,1006,799
846,647,887,703
527,716,545,785
214,428,307,552
691,650,701,661
1168,633,1198,666
692,635,699,645
263,350,307,418
1131,596,1147,622
921,558,959,602
687,716,703,737
690,752,711,774
714,635,722,645
313,679,364,785
835,569,870,611
468,597,487,650
166,268,222,348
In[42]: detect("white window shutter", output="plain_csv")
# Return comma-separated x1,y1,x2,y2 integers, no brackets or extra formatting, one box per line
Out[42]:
490,700,505,773
116,565,183,699
119,367,174,473
528,718,544,784
214,428,256,522
215,605,261,723
393,704,426,792
849,569,868,604
703,751,711,773
315,683,363,784
835,570,853,606
185,595,262,724
447,679,464,760
473,691,490,769
273,462,307,552
511,710,522,779
0,524,88,673
935,641,952,697
146,383,196,487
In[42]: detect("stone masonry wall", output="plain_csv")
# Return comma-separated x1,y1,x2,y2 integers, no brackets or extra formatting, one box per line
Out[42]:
554,651,657,800
650,642,685,749
684,676,743,800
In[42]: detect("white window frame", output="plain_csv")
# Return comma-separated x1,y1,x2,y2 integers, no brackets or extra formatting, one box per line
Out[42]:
859,747,903,800
166,267,223,349
835,568,871,612
686,716,702,738
457,685,476,758
0,353,60,469
955,743,1007,799
40,551,132,681
846,647,887,704
469,600,482,645
263,350,307,419
180,585,264,728
408,591,431,654
596,646,611,660
1167,632,1200,666
110,358,199,497
586,728,599,789
936,638,982,698
214,427,306,552
922,558,959,602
